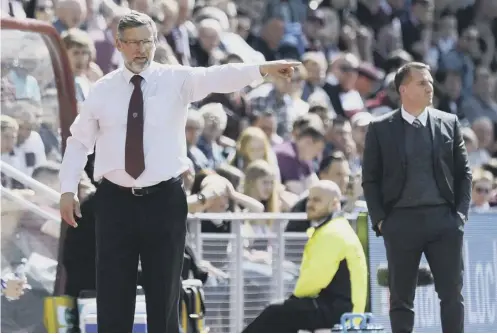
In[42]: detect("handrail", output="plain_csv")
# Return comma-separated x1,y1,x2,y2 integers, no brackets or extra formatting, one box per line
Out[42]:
0,161,60,203
1,186,60,221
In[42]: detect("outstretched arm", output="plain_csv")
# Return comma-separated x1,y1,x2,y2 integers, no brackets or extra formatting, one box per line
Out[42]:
181,60,300,103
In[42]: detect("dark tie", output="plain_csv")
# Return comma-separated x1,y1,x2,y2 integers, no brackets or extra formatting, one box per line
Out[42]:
125,75,145,179
412,119,422,128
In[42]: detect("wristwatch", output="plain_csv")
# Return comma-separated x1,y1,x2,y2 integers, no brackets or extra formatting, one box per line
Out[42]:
197,193,206,205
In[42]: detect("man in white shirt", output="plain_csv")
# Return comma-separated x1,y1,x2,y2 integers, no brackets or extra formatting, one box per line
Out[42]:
59,10,299,333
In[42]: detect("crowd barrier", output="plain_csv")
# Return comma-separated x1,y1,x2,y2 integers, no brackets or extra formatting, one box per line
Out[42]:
188,211,497,333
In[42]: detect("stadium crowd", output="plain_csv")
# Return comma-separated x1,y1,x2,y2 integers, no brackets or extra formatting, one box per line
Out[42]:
1,0,497,332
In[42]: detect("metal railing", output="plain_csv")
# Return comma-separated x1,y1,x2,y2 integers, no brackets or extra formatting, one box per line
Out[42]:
186,213,356,333
1,161,61,221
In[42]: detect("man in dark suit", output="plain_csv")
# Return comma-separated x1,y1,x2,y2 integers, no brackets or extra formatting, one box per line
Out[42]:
362,62,472,333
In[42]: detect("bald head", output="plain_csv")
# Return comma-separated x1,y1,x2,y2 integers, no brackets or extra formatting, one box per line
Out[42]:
55,0,86,28
306,180,342,220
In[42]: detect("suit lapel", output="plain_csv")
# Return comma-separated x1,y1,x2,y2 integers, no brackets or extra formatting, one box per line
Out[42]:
390,110,406,166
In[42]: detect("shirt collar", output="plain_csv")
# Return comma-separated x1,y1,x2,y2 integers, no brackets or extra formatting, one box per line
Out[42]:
121,61,157,84
401,106,429,126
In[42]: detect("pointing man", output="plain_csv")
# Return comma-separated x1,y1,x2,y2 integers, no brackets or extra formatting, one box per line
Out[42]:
59,10,300,333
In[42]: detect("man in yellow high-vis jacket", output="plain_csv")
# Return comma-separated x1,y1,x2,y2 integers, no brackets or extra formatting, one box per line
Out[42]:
243,180,368,333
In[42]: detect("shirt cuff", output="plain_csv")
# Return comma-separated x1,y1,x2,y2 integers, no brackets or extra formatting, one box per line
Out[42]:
60,182,78,196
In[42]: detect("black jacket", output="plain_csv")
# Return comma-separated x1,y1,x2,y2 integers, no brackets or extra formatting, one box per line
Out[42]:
361,108,472,236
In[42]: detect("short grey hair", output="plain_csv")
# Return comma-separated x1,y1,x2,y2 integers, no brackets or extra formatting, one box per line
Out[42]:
117,10,157,40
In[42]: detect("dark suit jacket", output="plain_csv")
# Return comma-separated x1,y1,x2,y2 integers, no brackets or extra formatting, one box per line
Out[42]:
361,108,472,236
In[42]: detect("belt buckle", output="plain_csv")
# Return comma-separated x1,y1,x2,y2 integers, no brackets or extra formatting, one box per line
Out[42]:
131,187,144,196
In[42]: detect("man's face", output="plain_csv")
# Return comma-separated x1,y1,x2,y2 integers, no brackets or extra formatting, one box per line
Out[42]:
116,25,156,73
306,187,336,221
400,68,434,108
320,160,351,194
159,5,178,35
198,27,220,53
59,1,85,28
474,69,494,98
413,0,433,24
339,66,358,91
439,16,457,39
298,137,325,161
472,121,494,149
460,29,479,56
67,46,91,76
444,72,462,100
185,119,203,145
329,122,352,150
177,0,192,25
304,59,324,84
255,115,276,139
202,116,222,141
352,123,368,149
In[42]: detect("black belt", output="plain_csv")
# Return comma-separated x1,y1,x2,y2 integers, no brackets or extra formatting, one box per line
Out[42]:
101,177,181,196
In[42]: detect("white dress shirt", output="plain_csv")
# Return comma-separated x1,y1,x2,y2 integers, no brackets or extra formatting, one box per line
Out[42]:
60,61,263,194
401,106,428,126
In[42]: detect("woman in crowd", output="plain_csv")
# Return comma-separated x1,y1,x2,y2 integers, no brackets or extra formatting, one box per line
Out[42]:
229,126,280,177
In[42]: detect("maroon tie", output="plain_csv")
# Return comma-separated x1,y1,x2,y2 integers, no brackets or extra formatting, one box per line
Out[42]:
125,75,145,179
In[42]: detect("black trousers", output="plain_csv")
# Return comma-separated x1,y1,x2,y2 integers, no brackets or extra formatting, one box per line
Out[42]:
243,297,349,333
382,204,464,333
95,177,188,333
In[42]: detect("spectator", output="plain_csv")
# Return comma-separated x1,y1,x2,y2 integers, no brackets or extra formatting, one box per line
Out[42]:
197,103,229,169
61,28,95,101
470,168,494,212
185,108,210,172
229,126,279,175
471,116,494,165
274,122,325,194
460,66,497,123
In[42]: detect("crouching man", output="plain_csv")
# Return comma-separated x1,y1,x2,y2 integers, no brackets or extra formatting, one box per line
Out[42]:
243,180,368,333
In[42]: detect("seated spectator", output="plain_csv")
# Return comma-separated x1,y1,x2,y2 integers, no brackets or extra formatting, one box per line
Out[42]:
11,103,47,177
229,126,279,176
196,54,251,140
243,180,367,333
243,159,297,216
470,168,494,212
470,116,494,166
197,103,229,169
274,122,325,194
287,151,352,232
52,0,87,34
460,66,497,123
190,18,226,67
1,115,23,188
247,64,309,139
366,72,400,117
5,58,41,103
250,109,284,146
185,108,210,172
61,28,94,101
323,53,364,119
